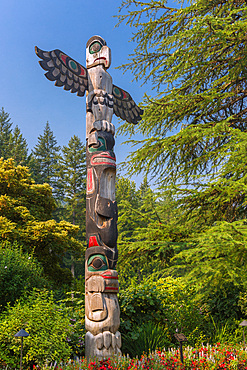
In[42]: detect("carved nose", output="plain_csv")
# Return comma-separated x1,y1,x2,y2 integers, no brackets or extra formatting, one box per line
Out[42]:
91,293,103,311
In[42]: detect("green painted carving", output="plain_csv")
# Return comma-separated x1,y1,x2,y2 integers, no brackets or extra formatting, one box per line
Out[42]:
88,254,108,271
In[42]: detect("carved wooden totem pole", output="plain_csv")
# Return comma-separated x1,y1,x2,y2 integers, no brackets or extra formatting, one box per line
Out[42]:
35,35,142,359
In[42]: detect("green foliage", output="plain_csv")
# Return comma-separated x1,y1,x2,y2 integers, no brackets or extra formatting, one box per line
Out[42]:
0,107,29,165
0,289,72,368
30,121,60,190
58,291,85,358
117,177,178,287
118,0,247,185
209,317,242,345
56,135,86,239
0,158,84,286
117,0,247,326
9,125,29,166
0,107,12,159
238,290,247,316
117,0,247,229
119,276,209,357
122,322,168,358
169,220,247,318
54,135,87,282
0,241,47,311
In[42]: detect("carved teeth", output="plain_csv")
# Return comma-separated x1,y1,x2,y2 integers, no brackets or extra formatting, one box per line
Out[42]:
87,331,122,351
103,332,112,349
96,333,104,349
115,331,121,348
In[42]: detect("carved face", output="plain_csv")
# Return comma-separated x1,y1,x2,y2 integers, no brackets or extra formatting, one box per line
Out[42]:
85,266,120,330
86,36,111,69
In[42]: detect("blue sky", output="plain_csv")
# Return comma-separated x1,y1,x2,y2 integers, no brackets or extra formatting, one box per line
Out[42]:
0,0,172,185
0,0,149,182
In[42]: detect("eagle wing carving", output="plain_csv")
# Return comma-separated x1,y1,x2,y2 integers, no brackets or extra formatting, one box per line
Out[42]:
35,46,88,97
112,85,143,124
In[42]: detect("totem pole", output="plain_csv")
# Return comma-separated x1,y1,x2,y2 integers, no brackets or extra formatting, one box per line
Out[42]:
35,35,143,359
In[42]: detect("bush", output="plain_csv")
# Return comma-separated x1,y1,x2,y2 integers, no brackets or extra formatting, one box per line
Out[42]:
0,241,48,311
119,276,210,356
58,291,85,358
0,289,72,368
122,322,169,358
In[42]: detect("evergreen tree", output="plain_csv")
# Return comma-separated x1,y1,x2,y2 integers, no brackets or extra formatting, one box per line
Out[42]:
56,135,86,279
116,177,173,286
117,0,247,315
9,125,29,165
117,0,247,241
0,107,12,159
58,135,86,234
0,107,29,165
30,122,60,191
118,0,247,189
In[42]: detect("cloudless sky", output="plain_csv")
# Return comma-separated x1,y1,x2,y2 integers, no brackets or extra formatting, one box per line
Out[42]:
0,0,170,185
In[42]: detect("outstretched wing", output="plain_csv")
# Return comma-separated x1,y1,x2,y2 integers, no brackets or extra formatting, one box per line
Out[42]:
35,46,88,97
112,85,143,124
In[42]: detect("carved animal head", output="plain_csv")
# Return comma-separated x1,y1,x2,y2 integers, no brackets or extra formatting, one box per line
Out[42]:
86,35,111,69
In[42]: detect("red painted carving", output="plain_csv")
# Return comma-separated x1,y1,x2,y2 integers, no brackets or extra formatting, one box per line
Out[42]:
88,235,99,247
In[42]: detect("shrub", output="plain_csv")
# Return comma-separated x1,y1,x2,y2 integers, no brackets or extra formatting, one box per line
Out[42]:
0,289,72,368
119,276,209,356
0,241,47,311
58,291,85,358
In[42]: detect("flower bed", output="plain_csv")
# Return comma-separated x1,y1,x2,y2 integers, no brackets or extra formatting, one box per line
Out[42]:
31,344,247,370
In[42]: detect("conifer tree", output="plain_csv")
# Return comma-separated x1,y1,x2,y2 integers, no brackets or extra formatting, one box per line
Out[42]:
118,0,247,236
56,135,86,279
0,107,13,159
30,122,60,192
9,125,29,165
117,0,247,308
118,0,247,189
57,135,86,239
116,177,171,285
0,107,29,165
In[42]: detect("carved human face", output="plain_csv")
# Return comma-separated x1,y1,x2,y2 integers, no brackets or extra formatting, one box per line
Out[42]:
86,36,111,69
85,263,120,334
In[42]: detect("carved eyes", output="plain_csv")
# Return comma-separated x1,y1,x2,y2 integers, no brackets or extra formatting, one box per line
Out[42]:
89,137,106,153
89,41,102,54
88,254,108,271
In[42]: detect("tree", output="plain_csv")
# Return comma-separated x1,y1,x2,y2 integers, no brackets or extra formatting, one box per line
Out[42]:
0,158,83,286
0,108,28,164
56,135,86,280
118,0,247,189
116,177,176,286
30,121,60,191
57,135,86,237
0,107,12,159
9,125,29,165
117,0,247,316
